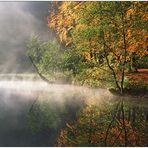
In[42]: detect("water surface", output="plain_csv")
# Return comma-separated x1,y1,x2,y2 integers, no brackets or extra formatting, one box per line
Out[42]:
0,77,147,146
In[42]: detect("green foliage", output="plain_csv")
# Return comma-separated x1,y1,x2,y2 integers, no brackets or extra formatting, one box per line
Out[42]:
61,48,83,75
28,99,67,133
123,76,130,88
28,93,84,134
27,35,62,76
137,55,148,68
27,2,147,91
126,79,148,92
26,34,42,64
73,67,115,88
48,1,147,93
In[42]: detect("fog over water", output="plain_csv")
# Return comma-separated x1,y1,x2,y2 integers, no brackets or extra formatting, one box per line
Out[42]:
0,76,111,146
0,2,60,146
0,2,112,143
0,2,147,147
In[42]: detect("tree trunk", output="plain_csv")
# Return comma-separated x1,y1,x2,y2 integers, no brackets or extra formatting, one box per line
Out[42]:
128,107,131,123
28,55,51,84
120,5,127,95
132,107,136,127
102,31,121,91
121,100,128,146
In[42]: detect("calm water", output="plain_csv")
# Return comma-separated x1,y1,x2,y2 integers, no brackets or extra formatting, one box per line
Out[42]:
0,79,147,146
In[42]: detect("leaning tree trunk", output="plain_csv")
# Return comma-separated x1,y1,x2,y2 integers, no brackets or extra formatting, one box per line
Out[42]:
28,55,51,84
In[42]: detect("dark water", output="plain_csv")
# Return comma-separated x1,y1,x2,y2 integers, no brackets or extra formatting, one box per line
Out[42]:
0,80,89,146
0,87,48,146
0,80,147,146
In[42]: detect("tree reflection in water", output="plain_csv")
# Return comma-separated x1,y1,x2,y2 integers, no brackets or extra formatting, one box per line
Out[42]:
28,94,148,147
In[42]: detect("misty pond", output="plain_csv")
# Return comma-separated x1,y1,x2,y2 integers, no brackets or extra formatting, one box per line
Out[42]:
0,1,147,147
0,76,147,147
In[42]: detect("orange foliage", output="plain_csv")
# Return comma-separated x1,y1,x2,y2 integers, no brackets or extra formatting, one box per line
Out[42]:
56,105,148,147
48,2,147,68
48,2,80,46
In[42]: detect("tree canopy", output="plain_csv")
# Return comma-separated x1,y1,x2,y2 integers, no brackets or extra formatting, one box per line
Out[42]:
27,2,148,93
47,1,147,93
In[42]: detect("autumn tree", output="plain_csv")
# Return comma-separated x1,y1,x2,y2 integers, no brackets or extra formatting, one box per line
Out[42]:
48,1,147,94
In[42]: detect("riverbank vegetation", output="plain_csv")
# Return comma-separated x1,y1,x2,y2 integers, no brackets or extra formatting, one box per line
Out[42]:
27,1,147,95
26,1,148,147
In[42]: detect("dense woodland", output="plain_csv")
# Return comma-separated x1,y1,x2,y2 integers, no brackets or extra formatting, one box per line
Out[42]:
27,2,148,146
27,1,147,94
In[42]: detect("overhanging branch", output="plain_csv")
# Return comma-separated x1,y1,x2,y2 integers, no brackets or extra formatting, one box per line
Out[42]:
28,55,51,84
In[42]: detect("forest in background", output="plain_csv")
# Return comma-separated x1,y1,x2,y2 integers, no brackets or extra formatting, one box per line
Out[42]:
26,2,148,146
27,1,148,95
